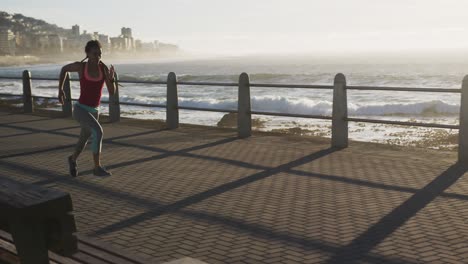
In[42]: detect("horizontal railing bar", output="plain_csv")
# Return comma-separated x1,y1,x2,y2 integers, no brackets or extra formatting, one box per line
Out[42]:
0,75,461,93
27,77,78,82
1,76,76,82
347,85,460,93
251,83,333,89
0,76,22,80
347,117,459,129
118,80,167,85
32,95,57,100
177,81,238,87
251,110,333,120
178,106,238,113
30,77,60,81
118,101,166,108
12,77,163,84
0,93,21,97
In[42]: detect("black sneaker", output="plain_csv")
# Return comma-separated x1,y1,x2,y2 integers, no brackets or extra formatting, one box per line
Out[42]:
93,166,112,176
68,156,77,177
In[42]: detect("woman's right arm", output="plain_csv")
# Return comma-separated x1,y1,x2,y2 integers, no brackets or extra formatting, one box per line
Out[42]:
58,62,81,105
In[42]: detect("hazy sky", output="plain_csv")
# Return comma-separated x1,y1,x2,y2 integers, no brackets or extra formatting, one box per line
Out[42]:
2,0,468,55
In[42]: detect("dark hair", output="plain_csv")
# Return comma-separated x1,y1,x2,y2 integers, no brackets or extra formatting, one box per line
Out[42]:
85,40,102,53
81,40,102,62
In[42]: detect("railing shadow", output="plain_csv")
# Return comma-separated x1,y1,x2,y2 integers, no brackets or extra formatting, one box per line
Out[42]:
2,114,468,262
0,163,417,264
0,123,168,159
4,119,468,203
92,147,337,236
325,163,468,263
0,161,166,209
0,116,52,125
289,168,468,202
0,131,37,139
0,120,465,263
178,209,419,264
91,137,244,172
100,139,468,203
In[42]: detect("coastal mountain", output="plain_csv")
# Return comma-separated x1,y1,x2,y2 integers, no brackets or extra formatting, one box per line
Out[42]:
0,11,70,36
0,10,179,56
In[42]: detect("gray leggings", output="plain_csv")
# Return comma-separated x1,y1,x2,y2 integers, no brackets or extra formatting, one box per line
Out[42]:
73,104,103,155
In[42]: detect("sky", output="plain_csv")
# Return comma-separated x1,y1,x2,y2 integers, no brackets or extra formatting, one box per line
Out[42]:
2,0,468,56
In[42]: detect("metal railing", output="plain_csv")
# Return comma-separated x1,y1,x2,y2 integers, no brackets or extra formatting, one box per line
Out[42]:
0,70,467,162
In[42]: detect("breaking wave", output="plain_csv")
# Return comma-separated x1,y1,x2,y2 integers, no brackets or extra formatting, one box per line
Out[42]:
117,95,459,116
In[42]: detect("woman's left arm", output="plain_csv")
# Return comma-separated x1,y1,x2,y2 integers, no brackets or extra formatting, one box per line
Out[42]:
102,62,116,96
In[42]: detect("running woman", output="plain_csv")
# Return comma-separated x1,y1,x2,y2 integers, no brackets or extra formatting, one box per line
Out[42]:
58,40,116,177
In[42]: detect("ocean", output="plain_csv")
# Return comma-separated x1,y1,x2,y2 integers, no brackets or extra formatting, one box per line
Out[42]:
0,56,465,149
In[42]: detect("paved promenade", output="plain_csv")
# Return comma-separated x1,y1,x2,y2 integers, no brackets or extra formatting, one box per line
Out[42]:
0,110,467,263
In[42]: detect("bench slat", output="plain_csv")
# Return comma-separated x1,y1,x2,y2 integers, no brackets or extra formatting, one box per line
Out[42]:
0,231,154,264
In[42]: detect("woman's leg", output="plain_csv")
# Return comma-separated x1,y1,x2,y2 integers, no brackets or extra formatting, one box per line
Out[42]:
70,105,109,176
71,105,93,160
71,127,92,161
72,105,103,162
89,112,103,168
86,112,111,176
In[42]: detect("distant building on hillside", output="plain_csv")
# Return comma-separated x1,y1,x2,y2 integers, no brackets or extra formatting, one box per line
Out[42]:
135,40,162,53
14,32,29,54
80,30,94,41
72,25,80,37
0,20,179,57
14,32,40,54
110,36,125,51
64,27,96,53
63,37,81,53
97,33,111,53
0,27,16,55
48,34,64,53
110,27,135,52
121,27,132,38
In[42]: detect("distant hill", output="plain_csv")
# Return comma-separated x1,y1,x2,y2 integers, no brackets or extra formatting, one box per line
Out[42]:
0,10,180,61
0,11,70,36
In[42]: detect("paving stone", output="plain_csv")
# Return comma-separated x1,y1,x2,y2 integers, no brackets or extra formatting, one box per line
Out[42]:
0,111,466,263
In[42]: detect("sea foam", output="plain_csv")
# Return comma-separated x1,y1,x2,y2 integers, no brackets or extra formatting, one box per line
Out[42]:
116,95,459,116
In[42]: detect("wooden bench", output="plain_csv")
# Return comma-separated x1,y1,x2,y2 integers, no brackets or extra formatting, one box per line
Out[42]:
0,178,77,264
0,178,156,264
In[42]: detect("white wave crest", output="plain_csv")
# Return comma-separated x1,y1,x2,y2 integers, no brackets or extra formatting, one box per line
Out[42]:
117,95,459,116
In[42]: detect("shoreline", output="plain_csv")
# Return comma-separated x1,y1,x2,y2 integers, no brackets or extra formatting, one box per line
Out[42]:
0,53,185,68
0,55,54,67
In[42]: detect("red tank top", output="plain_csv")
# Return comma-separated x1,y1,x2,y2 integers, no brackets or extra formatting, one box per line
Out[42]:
78,62,105,107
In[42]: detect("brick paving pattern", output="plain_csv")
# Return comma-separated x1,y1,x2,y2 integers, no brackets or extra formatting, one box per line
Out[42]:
0,111,466,263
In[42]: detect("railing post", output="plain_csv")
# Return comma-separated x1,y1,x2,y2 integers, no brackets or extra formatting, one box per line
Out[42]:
332,73,348,148
238,72,251,138
22,70,33,113
166,72,179,129
109,72,120,122
458,75,468,163
62,72,72,117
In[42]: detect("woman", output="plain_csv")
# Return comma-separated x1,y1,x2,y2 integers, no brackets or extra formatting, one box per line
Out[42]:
58,40,116,177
